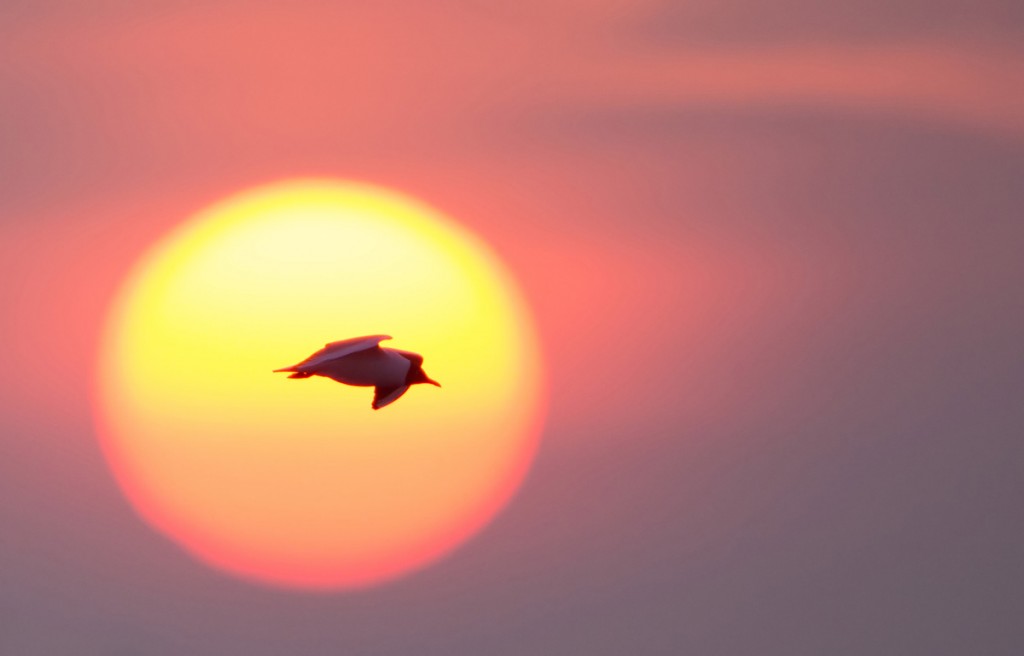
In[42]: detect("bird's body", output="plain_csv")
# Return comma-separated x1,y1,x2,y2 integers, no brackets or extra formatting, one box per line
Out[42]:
312,347,409,387
273,335,439,409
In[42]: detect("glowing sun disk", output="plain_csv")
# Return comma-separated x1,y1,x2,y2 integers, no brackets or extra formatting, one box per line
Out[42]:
95,179,544,589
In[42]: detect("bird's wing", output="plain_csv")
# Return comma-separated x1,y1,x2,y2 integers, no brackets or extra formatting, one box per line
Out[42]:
274,335,391,372
372,384,409,410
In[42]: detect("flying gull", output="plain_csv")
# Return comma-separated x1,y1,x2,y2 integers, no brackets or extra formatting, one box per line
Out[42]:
274,335,440,409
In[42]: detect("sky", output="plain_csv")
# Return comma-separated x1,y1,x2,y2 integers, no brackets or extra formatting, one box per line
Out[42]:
1,1,1022,654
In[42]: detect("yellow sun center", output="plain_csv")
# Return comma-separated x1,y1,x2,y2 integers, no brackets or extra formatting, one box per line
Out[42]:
94,179,544,590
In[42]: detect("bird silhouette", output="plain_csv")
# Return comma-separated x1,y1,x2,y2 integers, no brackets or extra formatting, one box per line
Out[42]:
274,335,440,409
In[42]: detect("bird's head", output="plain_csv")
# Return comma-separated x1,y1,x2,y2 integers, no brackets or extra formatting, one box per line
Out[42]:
408,366,441,387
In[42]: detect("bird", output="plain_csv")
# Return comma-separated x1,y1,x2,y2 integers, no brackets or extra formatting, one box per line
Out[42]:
273,335,440,410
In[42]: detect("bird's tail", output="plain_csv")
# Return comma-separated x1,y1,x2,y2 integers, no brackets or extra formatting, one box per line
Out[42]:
273,366,312,379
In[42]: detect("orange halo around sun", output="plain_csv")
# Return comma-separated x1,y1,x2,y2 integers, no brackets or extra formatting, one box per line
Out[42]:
94,179,545,590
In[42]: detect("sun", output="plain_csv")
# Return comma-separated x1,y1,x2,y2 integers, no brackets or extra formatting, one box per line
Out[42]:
94,179,545,590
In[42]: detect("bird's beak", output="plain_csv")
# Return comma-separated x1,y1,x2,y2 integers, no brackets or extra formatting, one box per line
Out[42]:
428,378,441,387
